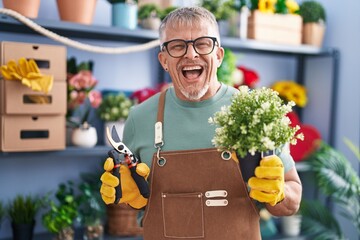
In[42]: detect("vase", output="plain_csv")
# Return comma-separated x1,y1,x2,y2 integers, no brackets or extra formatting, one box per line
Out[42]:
106,204,143,236
104,120,125,146
111,3,138,29
72,124,98,148
302,22,326,47
56,0,97,25
11,221,35,240
3,0,41,18
280,215,302,237
236,152,262,183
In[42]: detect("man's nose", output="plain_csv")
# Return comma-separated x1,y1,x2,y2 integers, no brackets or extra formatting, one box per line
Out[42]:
184,43,199,59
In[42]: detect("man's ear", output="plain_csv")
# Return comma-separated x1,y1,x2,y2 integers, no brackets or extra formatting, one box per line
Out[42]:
158,51,168,71
216,47,225,68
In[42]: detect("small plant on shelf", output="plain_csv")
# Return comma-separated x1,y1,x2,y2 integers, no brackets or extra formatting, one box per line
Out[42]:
299,0,326,23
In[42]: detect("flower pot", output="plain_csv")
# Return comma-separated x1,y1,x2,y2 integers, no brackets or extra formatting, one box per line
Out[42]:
104,120,125,147
72,125,98,148
112,3,138,29
106,204,143,236
11,221,35,240
56,0,97,25
281,215,302,237
3,0,40,18
140,17,161,30
302,22,325,47
236,152,261,182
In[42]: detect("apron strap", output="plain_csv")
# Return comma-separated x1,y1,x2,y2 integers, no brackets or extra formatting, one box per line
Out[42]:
154,89,167,148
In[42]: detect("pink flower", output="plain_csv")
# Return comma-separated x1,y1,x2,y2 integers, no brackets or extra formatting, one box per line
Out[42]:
88,90,102,108
68,70,98,90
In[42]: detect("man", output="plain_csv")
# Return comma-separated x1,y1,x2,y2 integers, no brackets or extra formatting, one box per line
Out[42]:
100,6,302,239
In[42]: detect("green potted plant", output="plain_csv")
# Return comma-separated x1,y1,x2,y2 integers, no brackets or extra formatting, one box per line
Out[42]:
299,140,360,238
138,3,162,30
77,172,106,240
0,200,5,229
299,0,326,47
107,0,138,29
97,92,133,145
8,194,43,240
201,0,237,36
42,181,78,240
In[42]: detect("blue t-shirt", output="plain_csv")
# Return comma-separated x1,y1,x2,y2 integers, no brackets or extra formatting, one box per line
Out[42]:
122,83,295,172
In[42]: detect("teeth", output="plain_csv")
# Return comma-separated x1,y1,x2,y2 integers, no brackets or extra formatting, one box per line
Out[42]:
183,66,202,71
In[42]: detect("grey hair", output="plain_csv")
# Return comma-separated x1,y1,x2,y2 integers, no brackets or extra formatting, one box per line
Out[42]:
159,6,220,45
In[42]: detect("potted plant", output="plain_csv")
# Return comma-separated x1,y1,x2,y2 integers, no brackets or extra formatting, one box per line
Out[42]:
299,0,326,47
77,172,106,240
8,194,43,240
107,0,138,29
0,200,5,229
138,3,161,30
201,0,237,36
299,140,360,238
66,57,102,148
56,0,98,25
97,92,133,145
42,181,78,240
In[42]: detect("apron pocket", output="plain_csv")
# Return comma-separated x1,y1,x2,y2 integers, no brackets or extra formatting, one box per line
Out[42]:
162,192,205,238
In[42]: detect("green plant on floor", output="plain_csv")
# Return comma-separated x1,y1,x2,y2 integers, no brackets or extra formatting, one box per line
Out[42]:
8,194,43,224
299,0,326,23
0,200,6,228
42,181,78,239
300,140,360,239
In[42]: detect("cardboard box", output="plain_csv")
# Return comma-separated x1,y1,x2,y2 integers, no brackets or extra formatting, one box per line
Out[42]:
0,114,65,152
247,10,302,45
0,80,67,115
0,41,66,81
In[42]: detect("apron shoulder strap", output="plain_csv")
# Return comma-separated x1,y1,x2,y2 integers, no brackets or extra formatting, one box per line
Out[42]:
155,89,167,147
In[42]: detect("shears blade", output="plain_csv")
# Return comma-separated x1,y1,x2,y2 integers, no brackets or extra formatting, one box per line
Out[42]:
106,125,121,150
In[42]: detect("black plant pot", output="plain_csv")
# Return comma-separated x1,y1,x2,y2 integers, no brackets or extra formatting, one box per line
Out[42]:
11,220,35,240
237,152,261,183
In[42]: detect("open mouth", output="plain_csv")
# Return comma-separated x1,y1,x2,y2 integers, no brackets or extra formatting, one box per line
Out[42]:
182,65,204,80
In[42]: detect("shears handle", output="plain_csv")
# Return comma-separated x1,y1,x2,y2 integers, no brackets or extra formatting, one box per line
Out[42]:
129,161,150,198
108,150,122,204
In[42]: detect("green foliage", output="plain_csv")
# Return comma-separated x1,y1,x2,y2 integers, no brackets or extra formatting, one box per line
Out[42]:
159,6,178,21
201,0,236,21
66,57,93,74
217,48,236,86
299,0,326,23
303,141,360,235
275,0,287,14
138,4,161,20
77,172,106,226
42,181,78,234
8,195,42,224
97,93,133,121
300,200,344,240
0,201,6,225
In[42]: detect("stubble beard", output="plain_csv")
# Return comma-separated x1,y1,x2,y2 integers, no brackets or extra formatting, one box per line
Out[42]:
180,82,210,101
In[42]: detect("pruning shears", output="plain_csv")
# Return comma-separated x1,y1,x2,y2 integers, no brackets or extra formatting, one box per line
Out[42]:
106,125,150,204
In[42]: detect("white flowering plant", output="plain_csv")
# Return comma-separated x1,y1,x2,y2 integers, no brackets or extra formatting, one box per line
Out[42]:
209,86,303,158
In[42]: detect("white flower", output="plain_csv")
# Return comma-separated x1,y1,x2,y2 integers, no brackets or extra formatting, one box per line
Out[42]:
210,86,302,158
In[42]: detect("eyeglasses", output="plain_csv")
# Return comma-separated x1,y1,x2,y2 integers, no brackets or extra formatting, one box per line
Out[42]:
161,36,218,58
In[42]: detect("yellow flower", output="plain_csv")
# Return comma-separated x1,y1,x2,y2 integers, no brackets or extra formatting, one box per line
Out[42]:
258,0,277,13
286,0,299,14
271,81,307,107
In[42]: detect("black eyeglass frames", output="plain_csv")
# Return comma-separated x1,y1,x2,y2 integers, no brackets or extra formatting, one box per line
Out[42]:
161,36,218,58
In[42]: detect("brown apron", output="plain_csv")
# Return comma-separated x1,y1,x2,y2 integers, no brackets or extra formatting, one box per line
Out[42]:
143,90,261,240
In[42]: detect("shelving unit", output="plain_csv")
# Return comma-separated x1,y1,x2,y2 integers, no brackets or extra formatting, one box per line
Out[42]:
0,13,340,146
0,12,336,240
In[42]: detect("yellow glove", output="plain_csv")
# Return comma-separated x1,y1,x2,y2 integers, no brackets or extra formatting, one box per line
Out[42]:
100,157,150,209
1,58,53,94
248,155,285,206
